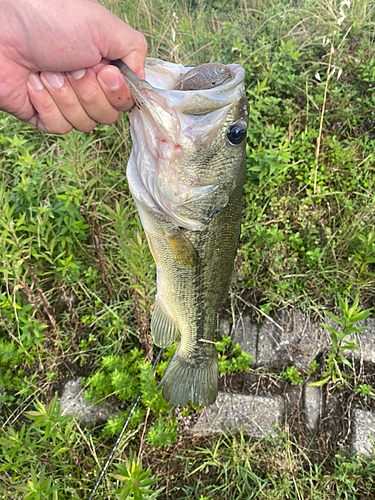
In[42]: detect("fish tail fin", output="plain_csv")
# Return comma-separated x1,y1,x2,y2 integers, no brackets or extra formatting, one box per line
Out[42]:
158,350,218,406
151,301,179,347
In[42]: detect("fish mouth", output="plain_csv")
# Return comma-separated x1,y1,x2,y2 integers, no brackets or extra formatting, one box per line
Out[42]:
112,59,180,142
112,58,245,116
112,58,247,230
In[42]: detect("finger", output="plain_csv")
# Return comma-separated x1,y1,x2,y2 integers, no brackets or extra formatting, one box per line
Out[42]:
40,70,97,132
91,58,111,75
65,68,119,125
0,55,39,123
96,65,134,112
91,11,148,79
27,73,73,134
121,43,147,80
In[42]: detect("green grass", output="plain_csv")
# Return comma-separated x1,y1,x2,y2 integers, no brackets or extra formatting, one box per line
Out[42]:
162,430,375,499
1,0,375,498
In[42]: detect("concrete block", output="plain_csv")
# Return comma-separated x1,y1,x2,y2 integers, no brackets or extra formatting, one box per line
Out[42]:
304,384,322,432
60,377,114,427
192,391,284,438
232,309,329,370
345,318,375,364
219,318,231,338
257,309,329,369
231,316,257,360
352,409,375,456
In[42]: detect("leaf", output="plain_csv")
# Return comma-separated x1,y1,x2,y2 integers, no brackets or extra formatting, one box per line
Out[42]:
350,309,372,322
112,473,127,481
309,376,331,387
322,323,340,336
339,357,353,369
13,485,29,493
344,326,367,335
52,446,70,457
133,486,143,500
331,331,338,351
117,483,133,499
325,311,342,326
338,295,347,317
25,411,43,419
342,341,360,351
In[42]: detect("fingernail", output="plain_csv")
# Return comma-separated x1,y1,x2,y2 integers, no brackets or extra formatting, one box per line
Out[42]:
44,71,64,89
100,69,120,90
70,68,86,80
28,73,44,91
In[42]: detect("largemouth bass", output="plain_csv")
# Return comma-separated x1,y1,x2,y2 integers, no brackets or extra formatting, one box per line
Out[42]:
112,58,249,406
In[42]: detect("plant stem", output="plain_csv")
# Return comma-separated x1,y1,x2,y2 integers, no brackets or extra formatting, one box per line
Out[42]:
314,43,334,194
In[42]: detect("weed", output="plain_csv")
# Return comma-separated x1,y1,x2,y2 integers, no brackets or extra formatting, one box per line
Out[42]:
355,383,374,399
216,335,253,374
310,295,372,387
110,450,161,499
173,430,375,499
282,366,304,385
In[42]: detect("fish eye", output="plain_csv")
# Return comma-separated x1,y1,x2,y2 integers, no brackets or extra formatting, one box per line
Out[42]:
227,121,246,145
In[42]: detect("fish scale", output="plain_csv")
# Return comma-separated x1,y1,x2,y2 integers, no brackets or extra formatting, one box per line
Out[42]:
112,58,249,406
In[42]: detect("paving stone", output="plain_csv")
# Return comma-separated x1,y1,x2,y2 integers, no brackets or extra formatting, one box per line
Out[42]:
231,316,257,361
352,409,375,456
191,391,284,438
232,309,330,369
219,318,231,338
60,377,114,427
304,384,322,432
345,317,375,364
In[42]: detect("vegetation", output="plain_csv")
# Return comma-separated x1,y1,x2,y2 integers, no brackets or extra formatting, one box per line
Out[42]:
171,430,375,499
310,294,373,388
1,0,375,498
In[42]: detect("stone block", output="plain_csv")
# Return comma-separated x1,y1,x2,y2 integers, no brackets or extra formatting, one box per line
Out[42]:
191,391,284,438
231,309,329,370
352,409,375,456
60,377,114,427
219,318,231,338
231,316,257,360
257,309,329,369
304,384,322,432
345,317,375,364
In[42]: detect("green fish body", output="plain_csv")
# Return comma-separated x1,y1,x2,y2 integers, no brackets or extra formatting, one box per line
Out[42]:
113,58,249,406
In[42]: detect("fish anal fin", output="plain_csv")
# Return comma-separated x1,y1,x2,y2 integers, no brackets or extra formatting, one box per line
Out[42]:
158,351,218,406
165,227,200,268
151,301,179,347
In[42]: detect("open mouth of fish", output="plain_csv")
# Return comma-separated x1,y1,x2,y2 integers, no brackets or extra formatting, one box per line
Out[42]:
112,58,247,231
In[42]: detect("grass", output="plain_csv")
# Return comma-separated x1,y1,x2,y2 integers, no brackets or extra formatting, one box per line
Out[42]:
1,0,375,498
154,430,375,499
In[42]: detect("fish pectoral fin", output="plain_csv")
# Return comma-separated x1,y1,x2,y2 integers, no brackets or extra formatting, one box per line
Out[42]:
151,301,179,347
165,227,200,268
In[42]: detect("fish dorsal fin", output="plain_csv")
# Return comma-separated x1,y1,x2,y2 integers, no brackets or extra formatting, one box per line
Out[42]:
164,227,200,268
151,301,179,347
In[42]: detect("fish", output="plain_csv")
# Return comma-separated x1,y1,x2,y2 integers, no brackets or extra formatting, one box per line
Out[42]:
112,58,249,406
171,62,233,90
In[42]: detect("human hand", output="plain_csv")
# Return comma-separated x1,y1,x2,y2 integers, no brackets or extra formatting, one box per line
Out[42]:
0,0,147,133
